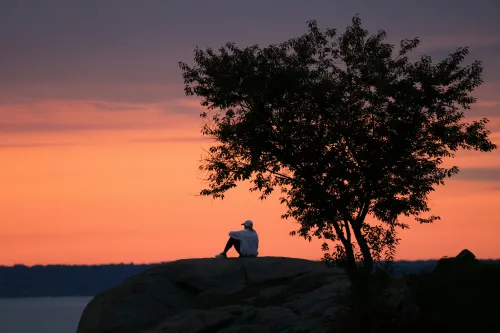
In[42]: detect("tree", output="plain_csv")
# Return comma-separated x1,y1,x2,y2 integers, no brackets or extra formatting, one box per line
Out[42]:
178,16,497,277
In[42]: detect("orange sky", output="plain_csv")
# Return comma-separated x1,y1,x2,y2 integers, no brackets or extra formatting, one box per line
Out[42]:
1,1,499,265
0,95,499,266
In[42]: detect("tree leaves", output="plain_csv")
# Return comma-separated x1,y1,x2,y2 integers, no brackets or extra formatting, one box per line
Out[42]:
179,15,497,272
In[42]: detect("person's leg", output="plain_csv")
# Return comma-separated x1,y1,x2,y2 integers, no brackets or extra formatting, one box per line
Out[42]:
221,237,242,255
233,239,242,256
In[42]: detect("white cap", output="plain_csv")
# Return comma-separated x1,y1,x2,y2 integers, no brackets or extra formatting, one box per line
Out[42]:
241,220,253,227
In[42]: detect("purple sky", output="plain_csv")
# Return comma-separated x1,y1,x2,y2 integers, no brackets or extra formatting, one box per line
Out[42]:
1,0,499,103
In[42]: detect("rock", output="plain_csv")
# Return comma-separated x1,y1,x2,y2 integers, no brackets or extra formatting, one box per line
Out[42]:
258,285,287,299
143,305,314,333
434,249,479,273
77,257,349,333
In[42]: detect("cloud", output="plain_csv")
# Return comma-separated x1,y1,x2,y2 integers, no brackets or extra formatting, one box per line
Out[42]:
416,34,500,51
0,122,136,133
161,98,205,115
473,83,500,101
465,99,500,118
0,84,208,118
93,103,144,112
130,136,210,144
0,142,76,149
453,167,500,182
475,101,500,108
0,98,201,135
0,84,184,105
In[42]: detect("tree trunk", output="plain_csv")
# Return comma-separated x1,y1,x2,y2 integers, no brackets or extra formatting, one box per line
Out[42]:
349,226,376,332
352,225,373,274
343,239,357,277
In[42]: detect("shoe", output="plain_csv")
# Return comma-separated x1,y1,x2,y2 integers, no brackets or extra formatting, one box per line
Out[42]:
215,252,227,258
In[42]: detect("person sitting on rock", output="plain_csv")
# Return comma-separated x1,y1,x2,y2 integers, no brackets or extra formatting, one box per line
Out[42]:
215,220,259,258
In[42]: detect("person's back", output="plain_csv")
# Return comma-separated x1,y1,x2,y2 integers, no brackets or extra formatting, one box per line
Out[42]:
228,228,259,257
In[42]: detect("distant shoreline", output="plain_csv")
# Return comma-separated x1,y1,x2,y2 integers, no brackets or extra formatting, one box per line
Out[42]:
1,260,499,298
3,257,500,268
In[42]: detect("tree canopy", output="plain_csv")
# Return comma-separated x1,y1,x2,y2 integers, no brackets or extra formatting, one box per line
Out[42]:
179,16,497,273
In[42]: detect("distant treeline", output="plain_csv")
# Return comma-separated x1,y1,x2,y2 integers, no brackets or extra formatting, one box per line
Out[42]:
0,263,160,298
1,260,499,298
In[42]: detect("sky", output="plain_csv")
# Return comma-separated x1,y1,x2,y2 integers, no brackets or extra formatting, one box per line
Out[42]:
1,0,499,265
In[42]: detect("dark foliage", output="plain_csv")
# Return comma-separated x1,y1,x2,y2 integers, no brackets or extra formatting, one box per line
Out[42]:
406,262,500,332
336,253,500,332
179,16,496,275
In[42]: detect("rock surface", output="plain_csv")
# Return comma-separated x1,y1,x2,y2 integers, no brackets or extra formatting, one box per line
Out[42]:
77,257,350,333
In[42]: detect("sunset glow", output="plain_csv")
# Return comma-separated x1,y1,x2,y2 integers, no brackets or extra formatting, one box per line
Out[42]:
1,1,499,265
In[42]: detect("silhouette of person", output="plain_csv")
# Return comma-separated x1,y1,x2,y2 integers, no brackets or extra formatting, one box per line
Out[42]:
216,220,259,258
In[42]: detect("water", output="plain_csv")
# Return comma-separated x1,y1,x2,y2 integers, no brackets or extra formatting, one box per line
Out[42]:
0,296,92,333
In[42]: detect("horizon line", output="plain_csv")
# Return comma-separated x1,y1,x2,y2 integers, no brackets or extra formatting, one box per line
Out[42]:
3,257,500,268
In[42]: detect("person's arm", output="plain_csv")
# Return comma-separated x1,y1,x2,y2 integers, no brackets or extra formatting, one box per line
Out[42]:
229,230,244,240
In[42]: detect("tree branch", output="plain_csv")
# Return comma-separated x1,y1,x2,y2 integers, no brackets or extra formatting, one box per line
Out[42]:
354,197,370,228
344,219,352,244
